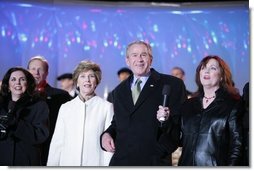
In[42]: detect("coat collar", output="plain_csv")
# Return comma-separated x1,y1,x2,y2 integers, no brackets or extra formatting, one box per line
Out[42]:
133,69,160,107
74,95,101,107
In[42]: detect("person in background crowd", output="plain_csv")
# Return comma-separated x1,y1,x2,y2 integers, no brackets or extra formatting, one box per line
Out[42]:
107,67,132,102
241,82,249,166
170,66,193,98
57,73,78,99
27,56,71,165
117,67,133,82
47,60,114,166
101,40,187,166
170,66,193,166
0,67,49,165
178,55,242,166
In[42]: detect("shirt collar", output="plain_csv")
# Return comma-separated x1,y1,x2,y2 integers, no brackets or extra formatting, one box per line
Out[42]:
132,72,150,90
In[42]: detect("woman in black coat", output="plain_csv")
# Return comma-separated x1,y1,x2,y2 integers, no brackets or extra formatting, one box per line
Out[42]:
0,67,49,166
178,56,242,166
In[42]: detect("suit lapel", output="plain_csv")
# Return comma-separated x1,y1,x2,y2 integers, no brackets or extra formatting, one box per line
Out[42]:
118,76,135,113
131,69,161,113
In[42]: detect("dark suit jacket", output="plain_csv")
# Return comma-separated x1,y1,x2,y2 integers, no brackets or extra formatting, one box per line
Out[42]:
102,68,187,166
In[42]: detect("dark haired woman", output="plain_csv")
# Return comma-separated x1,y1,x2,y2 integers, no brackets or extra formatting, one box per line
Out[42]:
0,67,49,166
178,56,242,166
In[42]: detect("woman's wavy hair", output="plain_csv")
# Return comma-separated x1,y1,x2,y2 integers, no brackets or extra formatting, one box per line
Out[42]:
73,60,102,86
0,67,36,98
195,55,240,99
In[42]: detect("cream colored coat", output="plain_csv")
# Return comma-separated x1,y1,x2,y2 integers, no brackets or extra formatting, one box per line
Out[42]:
47,96,114,166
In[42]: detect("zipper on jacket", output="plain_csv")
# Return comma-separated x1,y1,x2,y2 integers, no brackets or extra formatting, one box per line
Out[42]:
80,103,87,166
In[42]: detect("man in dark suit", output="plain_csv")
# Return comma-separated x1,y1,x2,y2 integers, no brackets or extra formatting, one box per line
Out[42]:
57,73,78,99
107,67,132,102
101,40,187,166
27,56,71,165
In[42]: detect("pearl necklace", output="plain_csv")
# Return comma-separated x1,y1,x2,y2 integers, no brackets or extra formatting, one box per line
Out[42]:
204,95,215,103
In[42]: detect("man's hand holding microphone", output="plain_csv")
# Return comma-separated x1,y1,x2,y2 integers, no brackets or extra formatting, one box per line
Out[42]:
157,85,170,126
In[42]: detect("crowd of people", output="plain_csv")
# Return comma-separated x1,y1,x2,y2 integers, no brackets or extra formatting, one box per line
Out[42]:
0,40,249,166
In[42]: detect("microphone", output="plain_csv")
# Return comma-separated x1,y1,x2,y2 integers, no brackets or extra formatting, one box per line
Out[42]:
159,85,170,122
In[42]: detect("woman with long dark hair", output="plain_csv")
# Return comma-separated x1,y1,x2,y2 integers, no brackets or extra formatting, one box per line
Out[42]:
0,67,49,166
178,56,242,166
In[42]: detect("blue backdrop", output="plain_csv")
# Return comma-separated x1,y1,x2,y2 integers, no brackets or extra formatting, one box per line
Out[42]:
0,1,249,97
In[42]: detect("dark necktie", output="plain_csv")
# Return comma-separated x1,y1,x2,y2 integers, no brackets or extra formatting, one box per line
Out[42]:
132,79,142,104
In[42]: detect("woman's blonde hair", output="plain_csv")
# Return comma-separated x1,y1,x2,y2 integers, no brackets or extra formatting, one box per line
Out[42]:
73,60,102,86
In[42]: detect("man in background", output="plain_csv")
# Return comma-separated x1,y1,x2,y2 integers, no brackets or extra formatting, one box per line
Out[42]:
170,66,193,166
107,67,132,102
27,56,71,165
57,73,78,99
117,67,133,82
170,66,193,98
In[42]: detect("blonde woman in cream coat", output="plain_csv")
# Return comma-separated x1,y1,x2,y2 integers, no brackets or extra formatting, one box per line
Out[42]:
47,61,113,166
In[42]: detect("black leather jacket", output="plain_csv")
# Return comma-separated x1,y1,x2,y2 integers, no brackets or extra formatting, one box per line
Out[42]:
179,88,242,166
